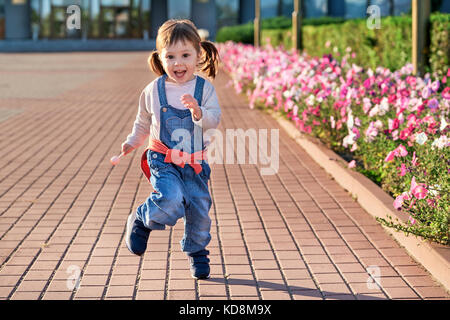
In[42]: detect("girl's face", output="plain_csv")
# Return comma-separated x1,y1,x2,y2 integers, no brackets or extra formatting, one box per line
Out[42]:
160,40,200,84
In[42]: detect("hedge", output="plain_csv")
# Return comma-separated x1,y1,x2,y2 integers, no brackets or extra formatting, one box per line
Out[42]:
289,16,412,73
215,16,346,45
217,14,450,76
429,13,450,77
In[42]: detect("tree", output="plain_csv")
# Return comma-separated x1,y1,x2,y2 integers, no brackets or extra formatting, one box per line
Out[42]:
388,0,394,16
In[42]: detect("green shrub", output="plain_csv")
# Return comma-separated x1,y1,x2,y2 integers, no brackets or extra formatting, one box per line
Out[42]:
215,16,346,44
215,22,254,44
429,13,450,77
259,14,449,75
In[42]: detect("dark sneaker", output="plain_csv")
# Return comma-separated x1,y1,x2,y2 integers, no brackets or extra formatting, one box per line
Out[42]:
187,249,210,279
125,212,151,256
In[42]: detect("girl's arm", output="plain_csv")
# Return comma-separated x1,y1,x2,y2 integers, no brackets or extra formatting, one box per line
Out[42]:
124,89,151,149
192,82,221,130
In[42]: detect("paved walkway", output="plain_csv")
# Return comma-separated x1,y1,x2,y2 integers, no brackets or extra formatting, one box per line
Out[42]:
0,52,448,300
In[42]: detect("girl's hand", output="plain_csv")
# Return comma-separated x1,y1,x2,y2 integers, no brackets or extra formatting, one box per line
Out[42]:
121,143,134,156
181,94,202,120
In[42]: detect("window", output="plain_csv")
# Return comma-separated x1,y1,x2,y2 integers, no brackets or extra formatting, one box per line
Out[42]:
168,0,191,19
30,0,148,39
261,0,278,18
345,0,367,19
216,0,238,29
0,0,4,39
305,0,327,17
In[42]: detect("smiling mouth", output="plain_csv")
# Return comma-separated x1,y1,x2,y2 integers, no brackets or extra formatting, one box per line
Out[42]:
174,70,186,78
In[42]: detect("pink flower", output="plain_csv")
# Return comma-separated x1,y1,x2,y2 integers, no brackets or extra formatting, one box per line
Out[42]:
393,192,411,210
408,216,417,225
431,80,440,92
410,176,418,191
384,150,396,162
412,184,428,199
348,160,356,168
409,177,428,199
411,152,418,166
352,127,360,139
396,144,408,157
422,87,431,99
392,130,399,141
388,118,400,132
385,144,408,162
365,122,379,142
442,87,450,100
393,194,404,210
397,163,407,176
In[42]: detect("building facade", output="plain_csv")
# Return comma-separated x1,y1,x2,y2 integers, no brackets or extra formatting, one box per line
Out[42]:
0,0,448,42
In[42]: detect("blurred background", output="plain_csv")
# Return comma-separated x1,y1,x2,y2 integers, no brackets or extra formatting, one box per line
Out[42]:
0,0,449,41
0,0,448,75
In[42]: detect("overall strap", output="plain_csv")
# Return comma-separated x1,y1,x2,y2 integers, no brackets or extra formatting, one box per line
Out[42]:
157,74,168,106
193,76,205,106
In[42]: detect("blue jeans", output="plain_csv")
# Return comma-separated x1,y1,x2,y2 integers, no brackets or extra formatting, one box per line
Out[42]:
136,149,212,254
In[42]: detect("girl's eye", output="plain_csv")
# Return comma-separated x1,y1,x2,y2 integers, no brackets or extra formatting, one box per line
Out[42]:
183,54,190,58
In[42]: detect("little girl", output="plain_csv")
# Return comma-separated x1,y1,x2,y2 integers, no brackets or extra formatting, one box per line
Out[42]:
121,19,221,280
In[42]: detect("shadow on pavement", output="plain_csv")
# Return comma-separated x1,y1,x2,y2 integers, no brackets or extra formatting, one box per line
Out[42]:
206,277,386,300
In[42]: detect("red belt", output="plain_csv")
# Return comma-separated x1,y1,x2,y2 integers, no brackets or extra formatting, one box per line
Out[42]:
141,139,207,181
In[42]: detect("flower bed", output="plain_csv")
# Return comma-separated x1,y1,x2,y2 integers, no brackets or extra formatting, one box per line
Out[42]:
218,41,449,245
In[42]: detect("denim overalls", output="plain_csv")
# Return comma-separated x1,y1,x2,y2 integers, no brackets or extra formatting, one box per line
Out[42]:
136,74,212,254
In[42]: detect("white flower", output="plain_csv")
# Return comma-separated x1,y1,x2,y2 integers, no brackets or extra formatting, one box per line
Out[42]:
378,97,389,116
330,116,336,129
283,89,292,98
374,120,383,129
306,94,315,106
440,116,448,131
369,105,379,117
415,132,428,145
429,184,440,197
431,135,449,149
347,111,354,130
343,131,357,148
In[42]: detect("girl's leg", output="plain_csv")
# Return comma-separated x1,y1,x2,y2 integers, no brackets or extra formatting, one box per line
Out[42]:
180,164,212,254
136,166,188,230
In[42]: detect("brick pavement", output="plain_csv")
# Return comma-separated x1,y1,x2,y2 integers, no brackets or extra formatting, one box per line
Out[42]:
0,52,448,300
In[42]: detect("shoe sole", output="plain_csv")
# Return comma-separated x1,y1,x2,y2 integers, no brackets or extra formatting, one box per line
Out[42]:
191,274,210,280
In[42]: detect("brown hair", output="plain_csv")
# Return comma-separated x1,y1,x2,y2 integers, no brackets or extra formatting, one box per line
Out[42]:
148,19,219,78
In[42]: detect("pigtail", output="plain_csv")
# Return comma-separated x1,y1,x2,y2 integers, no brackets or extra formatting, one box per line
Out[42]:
148,51,166,76
199,41,220,79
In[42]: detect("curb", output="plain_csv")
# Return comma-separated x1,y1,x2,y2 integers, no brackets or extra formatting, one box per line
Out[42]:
267,109,450,292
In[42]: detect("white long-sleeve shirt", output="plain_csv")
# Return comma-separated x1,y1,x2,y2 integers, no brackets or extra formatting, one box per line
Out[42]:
125,75,221,149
